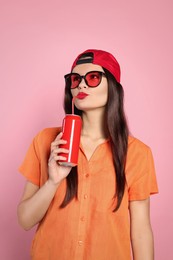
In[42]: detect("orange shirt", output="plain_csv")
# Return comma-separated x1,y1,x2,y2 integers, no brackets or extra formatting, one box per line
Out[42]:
19,128,158,260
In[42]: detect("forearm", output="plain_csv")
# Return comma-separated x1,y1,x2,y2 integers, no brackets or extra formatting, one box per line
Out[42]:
131,225,154,260
17,180,59,230
18,132,72,230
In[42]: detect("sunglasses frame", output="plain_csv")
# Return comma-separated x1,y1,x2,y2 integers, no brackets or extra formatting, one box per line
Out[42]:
64,70,106,89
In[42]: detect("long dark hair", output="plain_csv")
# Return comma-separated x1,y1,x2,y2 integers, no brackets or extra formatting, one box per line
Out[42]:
60,68,129,211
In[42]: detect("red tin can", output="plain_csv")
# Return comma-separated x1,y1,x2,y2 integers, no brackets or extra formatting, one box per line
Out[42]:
59,114,82,167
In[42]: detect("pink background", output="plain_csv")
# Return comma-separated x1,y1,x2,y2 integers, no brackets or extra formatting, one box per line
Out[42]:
0,0,172,259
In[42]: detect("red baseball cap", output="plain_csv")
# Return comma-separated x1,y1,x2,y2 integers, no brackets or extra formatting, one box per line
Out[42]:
71,49,121,83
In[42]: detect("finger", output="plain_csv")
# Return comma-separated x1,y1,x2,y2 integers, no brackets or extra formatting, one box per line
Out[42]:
52,139,67,146
53,148,69,154
55,155,67,161
51,139,67,151
54,132,69,143
52,155,67,163
54,132,63,141
51,132,63,149
48,154,66,164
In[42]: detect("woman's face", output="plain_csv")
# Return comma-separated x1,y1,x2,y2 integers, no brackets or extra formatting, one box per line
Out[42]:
71,63,108,112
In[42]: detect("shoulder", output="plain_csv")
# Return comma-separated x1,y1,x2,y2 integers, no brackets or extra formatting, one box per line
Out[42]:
37,127,61,138
127,135,153,164
126,136,158,198
34,127,61,147
128,135,151,153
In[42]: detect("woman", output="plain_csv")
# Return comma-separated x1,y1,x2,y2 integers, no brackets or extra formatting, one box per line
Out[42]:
17,49,158,259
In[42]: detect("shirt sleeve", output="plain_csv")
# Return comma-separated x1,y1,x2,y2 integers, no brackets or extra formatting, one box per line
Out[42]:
18,133,41,186
127,140,159,201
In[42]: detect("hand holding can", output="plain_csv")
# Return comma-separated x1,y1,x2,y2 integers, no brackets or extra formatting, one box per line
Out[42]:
58,114,82,167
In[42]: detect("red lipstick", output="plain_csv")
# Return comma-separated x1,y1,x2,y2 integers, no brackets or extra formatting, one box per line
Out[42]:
76,92,89,99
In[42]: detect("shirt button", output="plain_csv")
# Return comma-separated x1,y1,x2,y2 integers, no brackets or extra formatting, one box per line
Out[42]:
78,240,83,246
80,216,85,221
85,173,89,178
84,194,88,199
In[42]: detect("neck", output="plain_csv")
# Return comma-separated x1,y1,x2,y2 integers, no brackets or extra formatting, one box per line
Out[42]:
81,109,107,139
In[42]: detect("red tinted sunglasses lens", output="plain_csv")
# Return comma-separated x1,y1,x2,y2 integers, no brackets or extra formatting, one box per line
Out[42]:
71,74,81,88
85,72,102,87
65,71,104,89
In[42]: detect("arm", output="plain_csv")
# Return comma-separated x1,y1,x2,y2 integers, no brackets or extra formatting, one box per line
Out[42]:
17,132,72,230
129,198,154,260
17,180,59,230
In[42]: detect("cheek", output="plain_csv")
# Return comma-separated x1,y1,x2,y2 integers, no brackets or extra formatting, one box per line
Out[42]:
100,85,108,104
90,87,108,106
99,84,108,99
71,89,78,97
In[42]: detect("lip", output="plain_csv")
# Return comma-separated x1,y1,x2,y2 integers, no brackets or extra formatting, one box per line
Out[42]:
76,92,89,99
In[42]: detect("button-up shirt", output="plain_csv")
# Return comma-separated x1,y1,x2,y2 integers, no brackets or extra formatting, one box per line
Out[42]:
19,127,158,260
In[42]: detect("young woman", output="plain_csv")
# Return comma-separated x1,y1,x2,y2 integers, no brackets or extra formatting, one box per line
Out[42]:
17,49,158,260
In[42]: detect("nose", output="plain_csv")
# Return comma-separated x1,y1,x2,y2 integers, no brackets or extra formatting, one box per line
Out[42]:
78,77,88,89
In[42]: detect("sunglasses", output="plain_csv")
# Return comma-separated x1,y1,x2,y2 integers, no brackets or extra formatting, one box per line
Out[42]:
64,71,106,89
